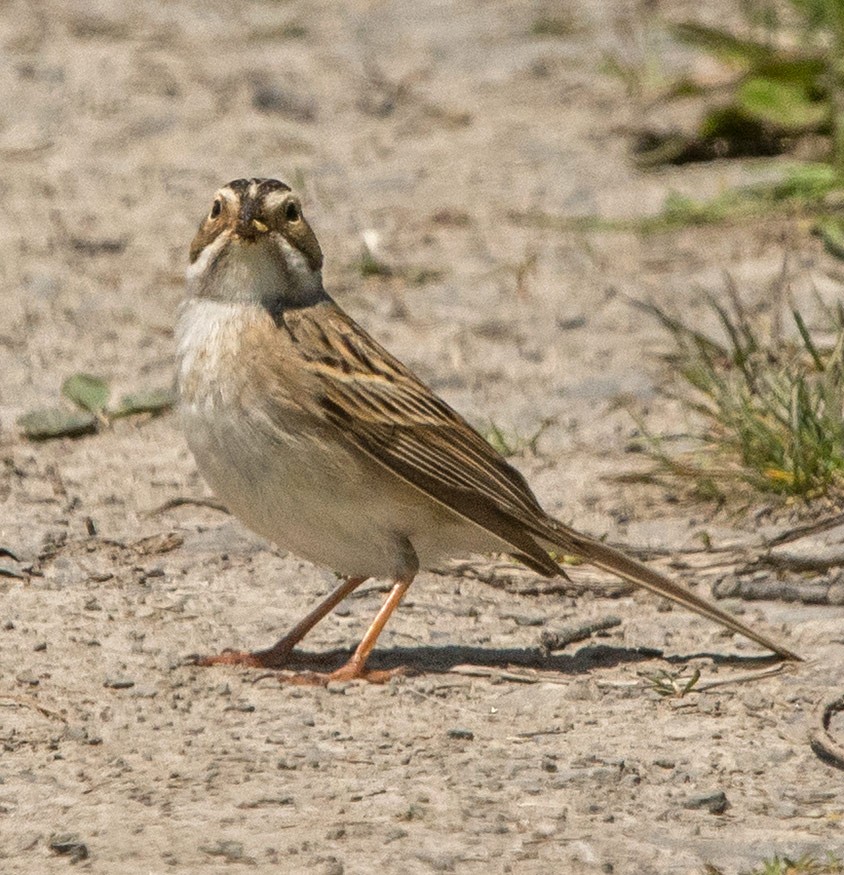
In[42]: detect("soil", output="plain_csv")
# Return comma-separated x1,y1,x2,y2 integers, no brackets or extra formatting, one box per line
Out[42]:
1,2,843,874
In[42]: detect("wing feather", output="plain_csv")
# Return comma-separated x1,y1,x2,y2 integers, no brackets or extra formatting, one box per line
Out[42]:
282,303,551,522
274,302,561,573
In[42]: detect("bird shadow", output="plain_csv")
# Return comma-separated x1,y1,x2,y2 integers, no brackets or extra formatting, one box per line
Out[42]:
263,643,783,678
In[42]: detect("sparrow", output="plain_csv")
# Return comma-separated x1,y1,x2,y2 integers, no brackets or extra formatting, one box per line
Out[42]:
175,178,800,682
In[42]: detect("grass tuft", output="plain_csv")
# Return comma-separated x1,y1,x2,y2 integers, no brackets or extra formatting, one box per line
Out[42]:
642,668,701,697
741,853,844,875
510,164,844,236
632,282,844,500
482,419,554,458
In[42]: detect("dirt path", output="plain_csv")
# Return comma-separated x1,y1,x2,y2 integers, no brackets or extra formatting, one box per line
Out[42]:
1,2,842,873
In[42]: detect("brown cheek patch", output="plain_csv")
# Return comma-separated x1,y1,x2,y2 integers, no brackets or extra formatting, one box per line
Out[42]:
189,220,223,263
282,222,323,272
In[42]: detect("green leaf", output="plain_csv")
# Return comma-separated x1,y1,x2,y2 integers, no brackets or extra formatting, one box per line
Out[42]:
815,216,844,259
484,422,515,457
672,22,780,67
61,373,110,414
698,104,766,141
754,56,826,88
109,387,175,419
769,163,844,200
736,76,828,130
18,408,97,441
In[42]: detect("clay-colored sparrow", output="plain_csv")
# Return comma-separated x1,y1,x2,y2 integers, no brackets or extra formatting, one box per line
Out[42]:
176,178,800,682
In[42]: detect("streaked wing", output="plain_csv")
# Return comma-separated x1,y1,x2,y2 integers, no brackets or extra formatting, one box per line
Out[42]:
276,301,560,571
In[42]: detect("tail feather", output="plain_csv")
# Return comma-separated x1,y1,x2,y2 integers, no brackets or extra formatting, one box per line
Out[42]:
550,527,801,661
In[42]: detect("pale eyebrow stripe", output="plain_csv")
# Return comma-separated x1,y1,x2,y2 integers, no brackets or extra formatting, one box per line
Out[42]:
262,191,290,211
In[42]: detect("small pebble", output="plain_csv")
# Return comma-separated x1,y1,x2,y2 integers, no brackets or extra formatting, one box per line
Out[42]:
773,802,798,818
49,833,88,863
827,582,844,606
104,678,135,689
447,727,474,740
509,614,545,627
62,726,88,742
200,840,254,863
683,790,729,814
326,681,350,695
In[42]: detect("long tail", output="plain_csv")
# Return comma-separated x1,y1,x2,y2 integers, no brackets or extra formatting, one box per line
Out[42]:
546,525,801,661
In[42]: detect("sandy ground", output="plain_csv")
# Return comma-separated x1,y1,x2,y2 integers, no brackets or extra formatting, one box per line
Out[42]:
1,1,843,873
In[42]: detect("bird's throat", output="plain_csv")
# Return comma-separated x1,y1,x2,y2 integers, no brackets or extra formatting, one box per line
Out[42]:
188,233,326,312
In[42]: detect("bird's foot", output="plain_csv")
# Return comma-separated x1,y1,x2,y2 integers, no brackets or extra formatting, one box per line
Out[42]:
186,644,293,669
185,648,406,682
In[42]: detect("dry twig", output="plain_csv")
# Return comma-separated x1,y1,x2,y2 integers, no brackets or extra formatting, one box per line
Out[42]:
0,694,68,723
148,496,229,516
810,693,844,771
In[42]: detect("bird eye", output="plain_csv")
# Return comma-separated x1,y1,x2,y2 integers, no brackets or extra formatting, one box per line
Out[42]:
285,202,300,222
210,199,222,219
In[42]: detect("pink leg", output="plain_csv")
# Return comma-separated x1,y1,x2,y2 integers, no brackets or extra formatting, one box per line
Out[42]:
286,577,414,685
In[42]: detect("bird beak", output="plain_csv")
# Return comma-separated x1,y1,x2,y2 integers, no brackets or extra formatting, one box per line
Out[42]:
235,200,269,239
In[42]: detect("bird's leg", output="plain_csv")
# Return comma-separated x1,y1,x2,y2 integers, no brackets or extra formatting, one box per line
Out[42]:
192,576,368,668
327,577,412,681
286,576,413,685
